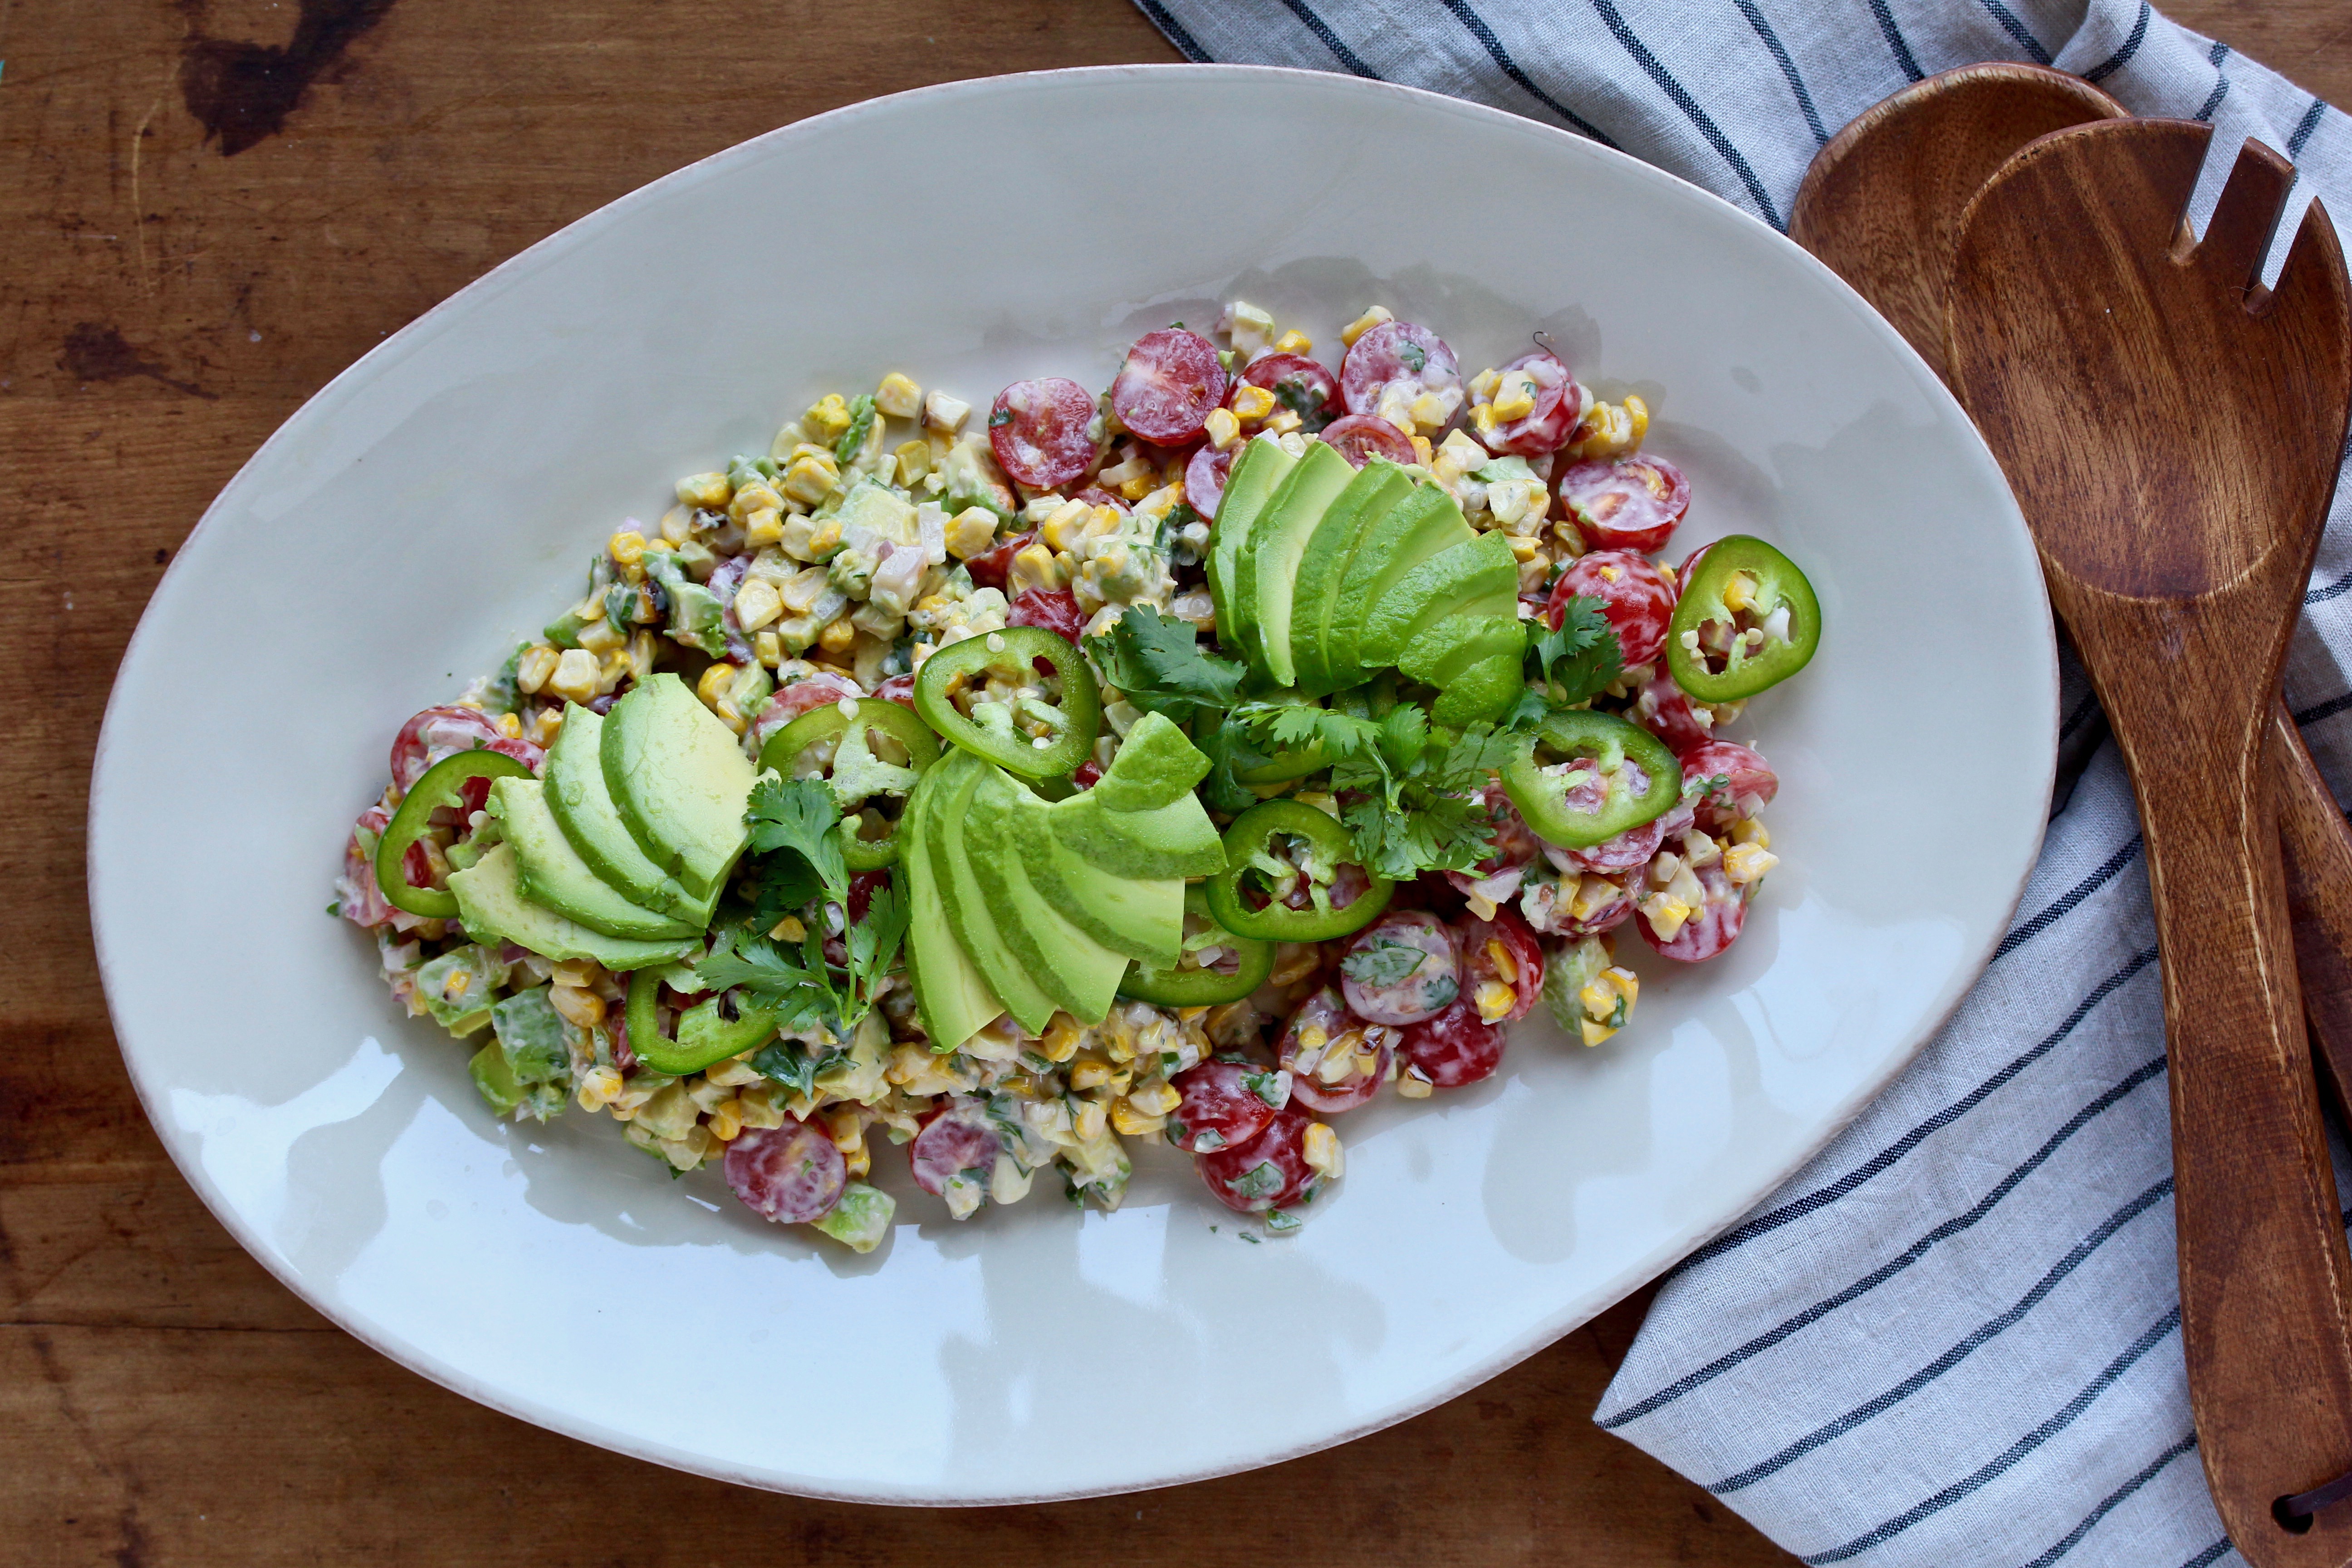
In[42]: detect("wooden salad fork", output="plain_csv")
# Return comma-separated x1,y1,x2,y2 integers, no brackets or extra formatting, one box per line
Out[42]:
1947,120,2352,1565
1790,64,2352,1139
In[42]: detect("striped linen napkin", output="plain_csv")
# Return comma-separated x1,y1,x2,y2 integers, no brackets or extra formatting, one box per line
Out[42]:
1132,3,2352,1564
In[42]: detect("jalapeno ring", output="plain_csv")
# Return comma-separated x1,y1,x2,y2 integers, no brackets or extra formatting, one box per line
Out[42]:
1118,885,1277,1005
1204,798,1394,942
1666,534,1821,702
912,625,1102,779
373,748,534,918
1501,710,1681,850
757,697,941,870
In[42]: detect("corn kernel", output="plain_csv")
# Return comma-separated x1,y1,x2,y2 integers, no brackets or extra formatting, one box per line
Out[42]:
1204,407,1242,450
1040,1015,1083,1063
923,390,972,432
781,452,840,506
544,647,600,705
753,630,783,668
1069,1059,1112,1091
1396,1066,1435,1099
1230,384,1276,422
608,530,647,568
1263,408,1303,436
1491,368,1539,421
1722,570,1759,613
1009,543,1061,593
1723,842,1780,884
804,517,843,559
1468,368,1501,402
727,480,784,524
895,440,931,486
549,984,605,1028
676,471,731,509
1581,1017,1618,1047
1474,980,1517,1024
1111,1101,1166,1138
743,507,784,549
1733,818,1771,849
1273,328,1312,356
1624,392,1651,446
706,1100,743,1142
804,394,852,441
1410,434,1433,466
1303,1122,1343,1178
943,507,998,560
576,1065,624,1110
1129,1079,1181,1117
1040,498,1092,552
875,372,921,419
818,618,856,653
1117,472,1156,502
1643,896,1693,943
1341,305,1393,347
695,662,735,713
515,644,559,695
733,576,783,632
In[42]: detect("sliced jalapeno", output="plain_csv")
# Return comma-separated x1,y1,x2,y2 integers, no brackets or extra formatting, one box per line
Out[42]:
626,966,779,1077
1118,885,1276,1005
1204,798,1394,942
913,625,1101,779
757,697,940,870
1502,709,1680,849
373,748,534,917
1666,534,1821,702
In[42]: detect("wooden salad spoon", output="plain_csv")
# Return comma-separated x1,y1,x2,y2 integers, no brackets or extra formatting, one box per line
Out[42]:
1790,64,2352,1140
1948,119,2352,1564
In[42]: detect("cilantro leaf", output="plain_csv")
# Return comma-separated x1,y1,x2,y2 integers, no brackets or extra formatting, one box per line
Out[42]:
745,774,848,901
1527,595,1623,707
693,925,841,1035
1341,941,1428,988
749,1038,848,1098
1085,604,1245,723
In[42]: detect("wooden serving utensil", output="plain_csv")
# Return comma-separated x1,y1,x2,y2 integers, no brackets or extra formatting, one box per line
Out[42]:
1948,119,2352,1565
1791,65,2352,1138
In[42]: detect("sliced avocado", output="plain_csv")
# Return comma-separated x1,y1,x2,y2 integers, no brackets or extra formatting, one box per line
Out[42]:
544,705,716,925
601,673,758,901
1049,790,1227,881
1289,459,1415,696
931,754,1059,1036
1091,712,1210,813
1358,532,1521,668
447,844,695,971
1209,435,1298,657
900,763,1005,1051
966,771,1127,1024
1399,613,1529,690
1238,440,1354,686
1011,794,1185,966
494,778,702,942
1330,486,1475,686
1432,650,1531,727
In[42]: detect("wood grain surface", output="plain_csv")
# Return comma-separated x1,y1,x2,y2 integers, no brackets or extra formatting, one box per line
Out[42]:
3,2,2345,1563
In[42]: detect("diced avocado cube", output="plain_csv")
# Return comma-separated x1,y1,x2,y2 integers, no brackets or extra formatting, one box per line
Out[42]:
544,610,590,649
415,944,502,1036
468,1041,529,1116
648,554,728,657
936,436,1016,521
810,1182,896,1254
490,985,578,1088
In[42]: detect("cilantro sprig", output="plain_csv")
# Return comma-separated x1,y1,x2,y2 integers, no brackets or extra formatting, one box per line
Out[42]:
1085,603,1245,724
1524,594,1623,708
701,776,908,1041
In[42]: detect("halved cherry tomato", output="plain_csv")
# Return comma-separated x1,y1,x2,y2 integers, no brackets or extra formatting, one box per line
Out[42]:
1112,329,1227,445
1558,455,1690,554
1341,320,1461,417
989,378,1100,490
1277,987,1390,1114
1320,414,1417,469
963,528,1035,592
1007,587,1086,644
1681,741,1778,833
1236,352,1340,431
1631,670,1716,755
1166,1058,1285,1154
911,1101,1001,1199
1482,351,1586,456
1639,862,1746,962
1186,443,1235,520
1400,1000,1505,1088
1520,867,1636,939
1196,1107,1321,1214
1546,797,1691,875
1548,550,1677,670
1455,908,1545,1022
724,1119,847,1224
389,706,539,793
1338,912,1460,1025
873,672,918,710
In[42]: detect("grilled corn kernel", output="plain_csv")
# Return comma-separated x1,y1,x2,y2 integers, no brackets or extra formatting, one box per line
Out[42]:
781,452,840,506
875,372,921,419
1230,384,1276,422
1204,407,1242,450
1040,1015,1083,1063
1341,305,1392,347
804,394,852,441
1273,328,1313,356
1303,1122,1344,1179
515,644,559,696
676,471,731,509
544,647,601,705
732,577,783,633
609,530,647,568
1723,842,1780,884
1396,1065,1435,1099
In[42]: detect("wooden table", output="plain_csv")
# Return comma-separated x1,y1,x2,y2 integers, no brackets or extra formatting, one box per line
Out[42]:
5,3,2345,1562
